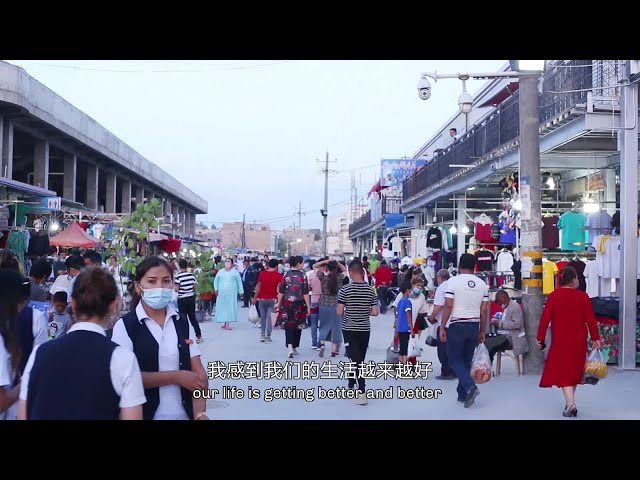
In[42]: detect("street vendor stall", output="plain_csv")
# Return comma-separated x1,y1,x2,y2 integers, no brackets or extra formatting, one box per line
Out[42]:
49,222,101,248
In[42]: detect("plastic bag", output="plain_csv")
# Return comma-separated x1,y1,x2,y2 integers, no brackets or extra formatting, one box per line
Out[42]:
470,343,492,384
248,305,260,323
425,323,438,347
408,336,421,357
584,348,608,379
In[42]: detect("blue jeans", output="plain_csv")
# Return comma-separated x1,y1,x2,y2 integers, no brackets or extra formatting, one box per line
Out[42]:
446,322,480,400
308,302,319,347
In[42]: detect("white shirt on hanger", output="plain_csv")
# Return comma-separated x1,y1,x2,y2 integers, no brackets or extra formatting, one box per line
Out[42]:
495,250,515,273
391,236,403,254
601,236,621,279
583,260,600,298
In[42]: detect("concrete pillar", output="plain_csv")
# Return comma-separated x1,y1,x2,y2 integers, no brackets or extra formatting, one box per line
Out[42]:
178,207,185,235
171,203,179,234
135,185,145,208
105,172,117,213
1,118,13,178
33,140,49,189
191,212,196,237
63,154,77,202
604,169,617,215
121,180,132,214
86,163,98,210
184,210,191,238
455,195,467,260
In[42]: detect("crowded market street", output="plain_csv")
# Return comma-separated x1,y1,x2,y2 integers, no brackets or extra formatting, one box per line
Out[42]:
198,305,640,420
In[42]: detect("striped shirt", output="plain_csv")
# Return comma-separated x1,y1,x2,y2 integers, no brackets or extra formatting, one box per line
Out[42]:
337,282,378,332
175,271,197,299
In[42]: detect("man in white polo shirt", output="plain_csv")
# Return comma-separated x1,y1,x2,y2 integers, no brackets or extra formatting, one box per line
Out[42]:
440,254,489,408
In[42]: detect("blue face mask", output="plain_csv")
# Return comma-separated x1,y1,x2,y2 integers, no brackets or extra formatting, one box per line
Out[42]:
141,288,174,310
413,287,422,296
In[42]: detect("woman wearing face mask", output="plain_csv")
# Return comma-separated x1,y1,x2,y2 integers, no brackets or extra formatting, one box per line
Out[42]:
17,267,145,420
111,256,209,421
214,258,244,331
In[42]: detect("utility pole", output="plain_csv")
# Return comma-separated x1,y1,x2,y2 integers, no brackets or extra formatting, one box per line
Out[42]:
297,201,302,231
618,60,639,370
318,151,337,257
241,213,246,251
518,73,545,375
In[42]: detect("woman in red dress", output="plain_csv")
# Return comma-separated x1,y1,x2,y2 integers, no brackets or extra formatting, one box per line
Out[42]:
537,266,602,417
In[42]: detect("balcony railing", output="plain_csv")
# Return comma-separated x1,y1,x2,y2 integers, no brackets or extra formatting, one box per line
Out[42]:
348,196,403,237
349,210,371,236
403,59,598,203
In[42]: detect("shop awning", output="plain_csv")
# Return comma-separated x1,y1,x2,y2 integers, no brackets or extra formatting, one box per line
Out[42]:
148,232,169,242
478,82,519,108
49,222,101,247
368,180,388,197
0,177,56,197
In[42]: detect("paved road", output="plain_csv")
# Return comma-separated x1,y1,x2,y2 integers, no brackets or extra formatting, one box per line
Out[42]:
199,304,640,420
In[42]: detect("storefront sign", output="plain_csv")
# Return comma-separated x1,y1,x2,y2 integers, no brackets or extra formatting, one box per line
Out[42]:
585,172,604,191
32,196,62,212
380,159,426,187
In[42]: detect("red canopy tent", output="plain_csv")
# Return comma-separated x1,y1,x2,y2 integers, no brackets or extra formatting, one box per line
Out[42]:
49,222,101,248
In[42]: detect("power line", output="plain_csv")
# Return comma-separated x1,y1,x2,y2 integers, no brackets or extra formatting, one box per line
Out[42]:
17,60,293,74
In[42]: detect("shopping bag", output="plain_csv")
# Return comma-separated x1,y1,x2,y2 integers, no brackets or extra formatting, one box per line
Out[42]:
408,336,421,357
248,305,260,323
425,323,438,347
386,344,400,364
470,343,492,384
584,348,608,379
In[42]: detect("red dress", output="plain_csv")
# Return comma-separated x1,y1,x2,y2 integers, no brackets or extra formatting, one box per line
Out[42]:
537,287,600,388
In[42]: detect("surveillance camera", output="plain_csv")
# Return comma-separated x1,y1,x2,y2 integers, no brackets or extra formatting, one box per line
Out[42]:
417,77,431,100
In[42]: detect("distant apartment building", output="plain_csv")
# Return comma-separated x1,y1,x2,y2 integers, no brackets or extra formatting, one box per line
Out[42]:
195,227,223,246
222,222,272,252
280,227,321,256
326,205,366,256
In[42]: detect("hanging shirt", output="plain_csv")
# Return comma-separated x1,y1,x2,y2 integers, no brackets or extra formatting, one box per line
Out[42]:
585,212,612,245
542,260,558,295
557,211,588,251
473,215,494,242
583,260,599,298
92,224,105,239
600,236,621,279
426,227,443,249
542,216,560,249
495,250,514,273
390,236,403,254
474,249,494,272
497,220,517,245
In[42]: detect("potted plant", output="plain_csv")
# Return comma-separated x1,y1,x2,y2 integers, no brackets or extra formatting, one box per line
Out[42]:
196,249,215,301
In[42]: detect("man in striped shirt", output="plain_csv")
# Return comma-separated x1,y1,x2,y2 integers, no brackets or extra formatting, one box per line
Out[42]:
175,259,203,343
337,260,379,405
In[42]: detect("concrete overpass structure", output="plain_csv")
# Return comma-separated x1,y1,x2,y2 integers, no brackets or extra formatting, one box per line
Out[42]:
0,61,207,237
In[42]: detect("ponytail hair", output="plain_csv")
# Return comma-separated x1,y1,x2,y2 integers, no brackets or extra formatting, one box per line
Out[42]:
558,266,578,287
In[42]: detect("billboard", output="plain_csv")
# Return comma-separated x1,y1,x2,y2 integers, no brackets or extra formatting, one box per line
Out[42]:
380,159,426,187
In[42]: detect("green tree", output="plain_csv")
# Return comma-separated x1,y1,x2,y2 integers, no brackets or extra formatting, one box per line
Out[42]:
277,236,288,256
106,198,162,279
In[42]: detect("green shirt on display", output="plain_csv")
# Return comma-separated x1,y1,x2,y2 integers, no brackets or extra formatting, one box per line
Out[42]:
557,211,588,251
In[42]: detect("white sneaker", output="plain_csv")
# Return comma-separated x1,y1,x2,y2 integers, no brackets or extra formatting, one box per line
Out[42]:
355,391,368,406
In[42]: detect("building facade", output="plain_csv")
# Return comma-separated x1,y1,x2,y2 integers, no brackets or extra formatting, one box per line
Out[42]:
0,61,207,237
222,222,272,252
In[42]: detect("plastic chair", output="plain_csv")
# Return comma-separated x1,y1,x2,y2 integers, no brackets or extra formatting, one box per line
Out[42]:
495,350,522,376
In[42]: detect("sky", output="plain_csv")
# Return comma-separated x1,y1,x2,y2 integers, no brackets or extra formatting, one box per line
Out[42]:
5,60,505,230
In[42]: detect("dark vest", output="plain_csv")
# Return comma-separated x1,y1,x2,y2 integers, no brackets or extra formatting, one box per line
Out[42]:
27,330,120,420
16,306,34,380
121,310,193,420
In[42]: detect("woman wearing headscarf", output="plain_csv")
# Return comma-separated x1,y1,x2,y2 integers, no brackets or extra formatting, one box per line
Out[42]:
214,257,244,331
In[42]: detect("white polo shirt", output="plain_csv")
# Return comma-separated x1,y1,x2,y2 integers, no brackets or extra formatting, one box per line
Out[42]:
111,302,201,420
444,274,489,323
19,322,146,409
433,280,449,328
